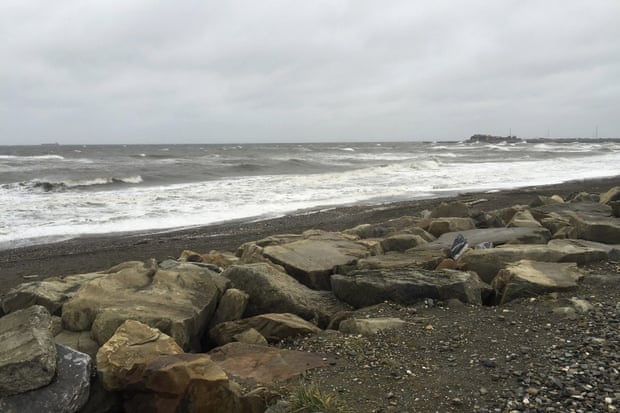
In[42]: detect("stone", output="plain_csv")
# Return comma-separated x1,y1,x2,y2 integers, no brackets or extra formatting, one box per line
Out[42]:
356,250,447,271
507,209,543,228
222,263,351,327
122,353,252,413
493,260,585,304
1,271,107,315
530,195,564,207
261,234,371,290
380,234,428,252
208,313,322,346
0,305,57,397
201,250,238,268
568,212,620,244
54,330,99,359
331,267,488,308
209,342,337,385
547,239,610,263
599,187,620,204
209,288,249,327
429,201,470,218
96,320,183,391
339,317,409,335
0,344,91,413
62,260,221,351
416,227,552,251
231,328,268,346
427,217,476,237
178,249,202,262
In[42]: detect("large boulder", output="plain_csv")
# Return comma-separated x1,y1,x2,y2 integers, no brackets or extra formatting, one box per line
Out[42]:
507,209,543,228
599,187,620,204
222,263,350,328
209,288,249,327
493,260,585,304
54,330,99,359
209,342,338,385
122,353,254,413
567,212,620,244
380,234,429,252
416,227,552,251
0,305,57,397
0,344,92,413
261,232,371,290
96,320,183,391
427,218,476,237
1,271,107,315
61,260,221,351
331,268,489,308
208,313,321,346
355,250,447,271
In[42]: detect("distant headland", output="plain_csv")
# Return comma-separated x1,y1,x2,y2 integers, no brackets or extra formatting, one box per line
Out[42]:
469,134,521,143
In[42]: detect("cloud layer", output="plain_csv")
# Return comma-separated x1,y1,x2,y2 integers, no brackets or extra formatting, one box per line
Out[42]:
1,1,619,144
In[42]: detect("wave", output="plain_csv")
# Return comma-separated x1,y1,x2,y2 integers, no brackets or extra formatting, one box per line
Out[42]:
2,175,144,192
0,154,65,160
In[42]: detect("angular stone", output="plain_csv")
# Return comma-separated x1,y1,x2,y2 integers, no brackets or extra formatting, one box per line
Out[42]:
123,353,251,413
529,195,564,207
54,330,99,359
1,271,107,315
209,342,337,385
493,260,585,304
547,239,610,264
429,201,470,218
427,218,476,237
262,234,371,290
222,263,350,328
599,186,620,204
331,268,488,308
0,305,57,397
0,344,91,413
381,234,428,252
96,320,183,391
508,209,543,228
339,317,409,335
62,260,221,351
209,313,321,346
417,227,552,251
568,213,620,244
356,250,447,271
209,288,249,327
232,328,268,346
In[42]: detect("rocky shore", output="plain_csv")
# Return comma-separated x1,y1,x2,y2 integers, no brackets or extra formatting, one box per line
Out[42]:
0,177,619,412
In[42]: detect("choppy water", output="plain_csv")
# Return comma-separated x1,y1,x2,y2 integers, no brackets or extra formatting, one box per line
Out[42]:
1,140,620,249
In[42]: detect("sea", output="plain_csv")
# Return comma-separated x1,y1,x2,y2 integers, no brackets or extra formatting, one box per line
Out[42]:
2,140,620,250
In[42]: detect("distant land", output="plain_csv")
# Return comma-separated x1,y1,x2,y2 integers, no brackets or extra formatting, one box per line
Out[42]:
469,134,619,144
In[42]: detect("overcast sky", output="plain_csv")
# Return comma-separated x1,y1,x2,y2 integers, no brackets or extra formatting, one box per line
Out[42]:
1,1,618,145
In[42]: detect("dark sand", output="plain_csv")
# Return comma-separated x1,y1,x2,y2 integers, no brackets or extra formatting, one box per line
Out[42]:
1,176,618,295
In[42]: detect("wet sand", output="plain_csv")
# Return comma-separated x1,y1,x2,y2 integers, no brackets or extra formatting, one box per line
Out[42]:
1,176,618,295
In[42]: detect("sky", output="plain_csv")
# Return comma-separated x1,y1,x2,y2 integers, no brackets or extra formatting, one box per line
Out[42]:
0,1,619,145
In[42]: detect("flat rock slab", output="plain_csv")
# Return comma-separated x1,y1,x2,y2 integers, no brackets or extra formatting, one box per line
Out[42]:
493,260,585,304
331,268,488,308
222,263,350,328
356,250,447,271
61,260,221,351
209,342,338,385
416,227,552,251
262,237,370,290
0,344,91,413
0,305,57,397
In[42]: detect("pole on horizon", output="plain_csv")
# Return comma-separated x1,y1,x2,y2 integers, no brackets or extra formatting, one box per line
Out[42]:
595,125,599,138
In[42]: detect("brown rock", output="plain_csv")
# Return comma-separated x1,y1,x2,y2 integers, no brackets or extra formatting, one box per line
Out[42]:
209,288,249,327
427,218,476,237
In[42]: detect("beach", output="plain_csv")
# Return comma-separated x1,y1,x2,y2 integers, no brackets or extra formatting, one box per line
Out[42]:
2,176,618,295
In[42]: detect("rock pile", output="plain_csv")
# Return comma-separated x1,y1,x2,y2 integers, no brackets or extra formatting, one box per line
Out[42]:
1,186,619,412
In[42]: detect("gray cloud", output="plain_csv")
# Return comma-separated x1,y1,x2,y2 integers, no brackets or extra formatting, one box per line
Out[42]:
1,0,618,144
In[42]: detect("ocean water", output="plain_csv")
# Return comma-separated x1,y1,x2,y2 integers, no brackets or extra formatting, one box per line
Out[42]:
1,140,620,250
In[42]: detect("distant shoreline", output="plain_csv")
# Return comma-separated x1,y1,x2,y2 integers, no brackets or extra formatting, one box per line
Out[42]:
1,175,619,296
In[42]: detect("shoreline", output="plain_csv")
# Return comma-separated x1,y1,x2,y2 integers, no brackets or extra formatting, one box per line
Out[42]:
1,175,618,295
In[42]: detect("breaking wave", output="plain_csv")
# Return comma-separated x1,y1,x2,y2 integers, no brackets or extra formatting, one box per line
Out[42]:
2,175,144,192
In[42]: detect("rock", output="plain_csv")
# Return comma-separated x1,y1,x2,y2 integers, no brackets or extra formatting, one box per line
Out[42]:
201,250,238,268
380,233,428,252
609,201,620,218
569,191,599,203
123,353,253,413
209,288,249,327
599,186,620,204
0,344,91,413
231,328,268,346
1,271,107,315
261,233,371,290
567,212,620,244
178,249,202,262
507,209,543,228
429,201,470,218
530,195,564,207
0,305,57,397
356,250,447,271
492,260,585,304
209,342,337,385
547,239,610,263
208,313,322,346
96,320,183,391
427,217,476,237
343,223,392,239
54,330,99,359
435,258,459,270
331,268,489,308
62,260,221,351
416,227,551,251
222,263,350,328
339,317,409,335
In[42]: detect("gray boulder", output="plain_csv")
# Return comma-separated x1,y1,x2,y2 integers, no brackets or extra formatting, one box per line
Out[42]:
355,250,447,271
415,227,552,251
331,268,489,308
380,234,428,252
0,344,91,413
261,233,370,290
0,305,57,397
493,260,585,304
568,212,620,244
222,263,350,328
61,260,221,351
